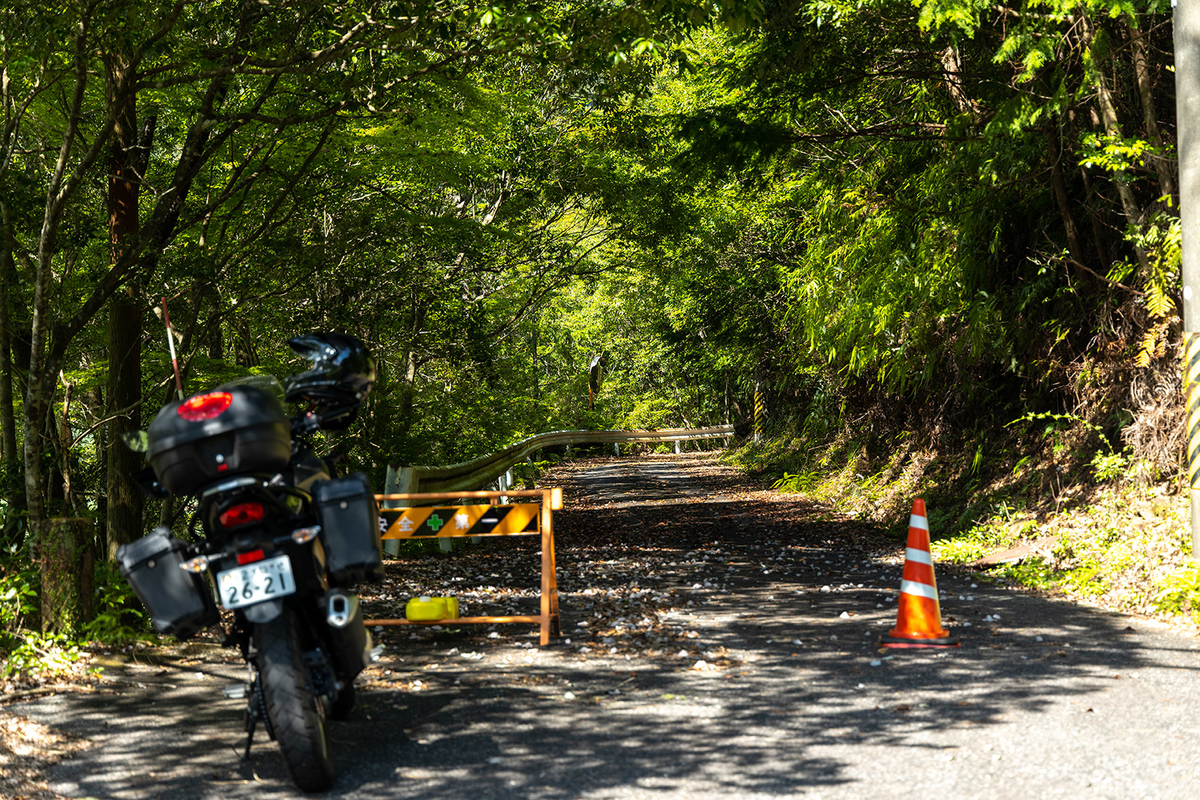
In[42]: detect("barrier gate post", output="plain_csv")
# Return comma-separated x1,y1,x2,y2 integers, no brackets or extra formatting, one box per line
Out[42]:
366,488,562,645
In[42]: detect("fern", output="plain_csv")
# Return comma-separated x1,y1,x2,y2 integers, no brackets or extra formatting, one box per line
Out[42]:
1135,318,1172,369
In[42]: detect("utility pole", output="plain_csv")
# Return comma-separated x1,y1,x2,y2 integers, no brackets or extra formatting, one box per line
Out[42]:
1175,0,1200,558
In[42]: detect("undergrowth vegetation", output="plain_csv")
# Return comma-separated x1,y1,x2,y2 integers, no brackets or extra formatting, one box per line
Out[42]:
0,554,152,690
734,404,1200,630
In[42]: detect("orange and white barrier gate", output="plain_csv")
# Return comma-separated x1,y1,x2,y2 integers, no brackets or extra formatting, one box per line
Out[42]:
366,488,563,645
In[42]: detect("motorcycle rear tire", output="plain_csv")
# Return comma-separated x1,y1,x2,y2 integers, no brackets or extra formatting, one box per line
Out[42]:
256,609,335,792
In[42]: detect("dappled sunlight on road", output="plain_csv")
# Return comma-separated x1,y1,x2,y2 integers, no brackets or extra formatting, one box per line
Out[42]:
12,453,1200,798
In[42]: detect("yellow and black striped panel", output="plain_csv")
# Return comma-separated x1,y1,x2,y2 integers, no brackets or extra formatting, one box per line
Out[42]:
1186,332,1200,490
381,504,541,539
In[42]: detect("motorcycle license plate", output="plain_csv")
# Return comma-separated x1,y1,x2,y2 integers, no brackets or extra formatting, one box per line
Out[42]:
216,555,296,610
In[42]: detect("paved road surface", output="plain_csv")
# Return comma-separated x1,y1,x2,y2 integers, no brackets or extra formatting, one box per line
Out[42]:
12,454,1200,799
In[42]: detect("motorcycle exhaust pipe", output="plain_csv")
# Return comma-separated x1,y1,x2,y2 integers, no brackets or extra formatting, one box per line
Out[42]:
326,590,358,628
325,590,372,679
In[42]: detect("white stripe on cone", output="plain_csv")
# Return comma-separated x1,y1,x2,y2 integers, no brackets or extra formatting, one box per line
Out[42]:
909,514,929,531
905,547,933,565
900,580,938,600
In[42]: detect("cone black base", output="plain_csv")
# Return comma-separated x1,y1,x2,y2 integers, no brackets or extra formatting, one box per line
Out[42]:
880,632,960,648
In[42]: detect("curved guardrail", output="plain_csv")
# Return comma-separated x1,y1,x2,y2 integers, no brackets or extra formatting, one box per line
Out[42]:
386,424,735,495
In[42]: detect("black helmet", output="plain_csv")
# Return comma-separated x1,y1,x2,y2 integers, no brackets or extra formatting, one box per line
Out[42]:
284,332,376,430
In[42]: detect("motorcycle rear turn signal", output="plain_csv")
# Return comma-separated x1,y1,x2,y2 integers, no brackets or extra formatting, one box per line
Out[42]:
291,526,321,544
179,555,211,573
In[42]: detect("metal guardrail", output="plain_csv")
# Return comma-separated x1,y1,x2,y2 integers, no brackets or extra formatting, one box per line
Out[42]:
385,424,735,495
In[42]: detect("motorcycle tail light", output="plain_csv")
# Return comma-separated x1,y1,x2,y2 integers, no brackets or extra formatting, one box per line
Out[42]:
237,549,265,565
219,502,265,528
177,391,233,421
291,525,321,544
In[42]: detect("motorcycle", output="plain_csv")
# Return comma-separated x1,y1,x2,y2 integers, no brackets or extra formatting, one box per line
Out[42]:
116,332,383,792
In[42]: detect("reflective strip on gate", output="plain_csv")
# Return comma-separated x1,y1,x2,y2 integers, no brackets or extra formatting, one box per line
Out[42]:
381,503,540,538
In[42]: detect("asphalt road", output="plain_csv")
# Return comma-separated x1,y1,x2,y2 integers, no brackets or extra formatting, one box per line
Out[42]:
13,454,1200,799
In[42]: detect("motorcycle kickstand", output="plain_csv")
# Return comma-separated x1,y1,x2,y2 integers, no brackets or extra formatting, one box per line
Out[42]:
243,714,257,761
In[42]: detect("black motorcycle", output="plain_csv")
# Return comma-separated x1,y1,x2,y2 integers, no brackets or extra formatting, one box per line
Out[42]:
117,333,383,792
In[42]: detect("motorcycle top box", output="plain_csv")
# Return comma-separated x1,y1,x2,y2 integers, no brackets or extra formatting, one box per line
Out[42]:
147,384,292,495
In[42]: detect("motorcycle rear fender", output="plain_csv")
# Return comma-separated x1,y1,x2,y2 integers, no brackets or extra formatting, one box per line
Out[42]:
243,598,283,623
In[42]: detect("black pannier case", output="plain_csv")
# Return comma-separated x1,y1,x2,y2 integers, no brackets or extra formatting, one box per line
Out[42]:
146,385,292,495
117,527,218,639
314,472,384,585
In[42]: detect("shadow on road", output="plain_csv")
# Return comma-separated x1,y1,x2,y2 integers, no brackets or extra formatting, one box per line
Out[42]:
14,454,1198,798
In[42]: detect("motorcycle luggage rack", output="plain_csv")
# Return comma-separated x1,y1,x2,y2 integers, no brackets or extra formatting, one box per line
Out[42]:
367,488,563,645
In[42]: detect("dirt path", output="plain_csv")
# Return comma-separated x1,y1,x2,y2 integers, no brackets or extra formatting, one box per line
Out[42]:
6,453,1200,799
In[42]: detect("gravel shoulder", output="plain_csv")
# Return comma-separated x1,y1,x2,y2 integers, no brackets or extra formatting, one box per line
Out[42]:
5,453,1200,799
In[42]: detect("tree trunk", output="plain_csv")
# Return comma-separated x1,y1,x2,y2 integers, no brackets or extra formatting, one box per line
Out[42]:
940,45,979,121
1047,123,1088,274
1079,169,1114,267
39,517,92,635
107,298,144,559
399,300,425,433
60,377,74,512
0,203,24,535
22,7,227,539
531,324,539,401
105,58,145,559
207,311,224,359
1128,19,1175,202
1080,11,1150,270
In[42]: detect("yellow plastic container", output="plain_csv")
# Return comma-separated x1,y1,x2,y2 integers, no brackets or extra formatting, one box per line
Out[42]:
405,596,460,621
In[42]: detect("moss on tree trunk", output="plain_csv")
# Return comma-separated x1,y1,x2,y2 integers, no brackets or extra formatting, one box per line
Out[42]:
39,518,93,636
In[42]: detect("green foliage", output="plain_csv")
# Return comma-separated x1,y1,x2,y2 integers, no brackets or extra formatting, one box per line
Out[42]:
510,455,561,489
1058,558,1109,597
930,531,999,564
1127,213,1181,366
1091,450,1130,482
0,559,38,642
997,557,1059,591
0,0,1188,638
1,631,85,682
83,561,151,644
1079,133,1157,174
772,471,821,494
929,507,1030,563
1152,565,1200,622
1007,411,1108,456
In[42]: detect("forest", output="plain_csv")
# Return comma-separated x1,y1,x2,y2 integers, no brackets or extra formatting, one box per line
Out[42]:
0,0,1191,657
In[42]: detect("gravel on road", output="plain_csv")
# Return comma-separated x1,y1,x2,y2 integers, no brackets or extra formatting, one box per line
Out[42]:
6,453,1200,800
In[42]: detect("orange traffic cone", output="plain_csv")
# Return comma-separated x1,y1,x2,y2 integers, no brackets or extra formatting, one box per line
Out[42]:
880,499,960,648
